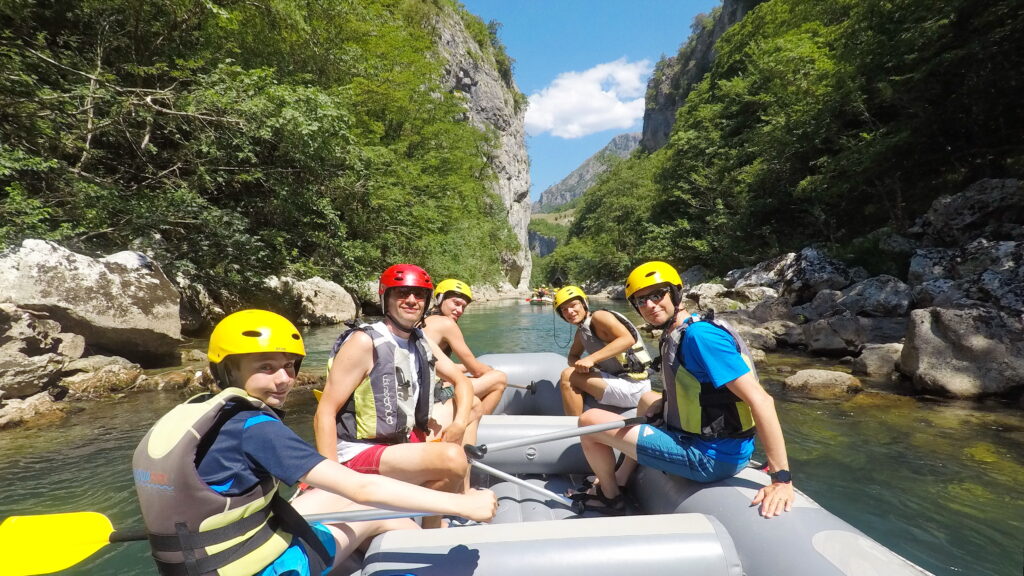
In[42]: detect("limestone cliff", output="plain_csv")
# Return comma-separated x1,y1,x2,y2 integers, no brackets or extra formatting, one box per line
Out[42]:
435,9,532,290
534,132,641,212
641,0,764,152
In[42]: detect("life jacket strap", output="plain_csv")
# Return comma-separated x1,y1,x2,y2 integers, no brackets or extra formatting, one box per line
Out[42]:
153,515,280,576
271,493,332,573
148,505,272,552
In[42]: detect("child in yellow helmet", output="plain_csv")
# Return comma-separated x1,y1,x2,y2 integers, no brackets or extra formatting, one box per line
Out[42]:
134,309,496,576
552,285,653,417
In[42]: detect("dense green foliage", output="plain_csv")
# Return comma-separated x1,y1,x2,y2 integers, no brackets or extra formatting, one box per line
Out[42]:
0,0,519,303
543,0,1023,284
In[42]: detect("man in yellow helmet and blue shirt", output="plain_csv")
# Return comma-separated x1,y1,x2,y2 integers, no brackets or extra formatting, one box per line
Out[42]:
574,262,795,518
133,309,495,576
552,285,652,417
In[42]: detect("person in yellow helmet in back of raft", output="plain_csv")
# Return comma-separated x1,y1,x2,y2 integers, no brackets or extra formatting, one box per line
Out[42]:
553,285,653,417
422,278,508,418
575,262,794,517
133,309,496,576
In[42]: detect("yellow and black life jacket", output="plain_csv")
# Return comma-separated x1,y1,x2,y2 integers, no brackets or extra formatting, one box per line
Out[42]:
329,321,440,444
132,388,330,576
659,314,757,440
578,309,653,380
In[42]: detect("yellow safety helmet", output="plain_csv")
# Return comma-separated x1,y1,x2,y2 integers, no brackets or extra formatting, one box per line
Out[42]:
433,278,473,307
208,309,305,364
624,261,683,300
553,285,588,314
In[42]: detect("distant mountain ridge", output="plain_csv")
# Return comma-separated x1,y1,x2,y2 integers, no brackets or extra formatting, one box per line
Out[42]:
533,132,641,212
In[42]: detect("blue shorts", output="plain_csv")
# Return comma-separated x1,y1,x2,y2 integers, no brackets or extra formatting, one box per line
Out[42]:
257,522,337,576
635,424,749,483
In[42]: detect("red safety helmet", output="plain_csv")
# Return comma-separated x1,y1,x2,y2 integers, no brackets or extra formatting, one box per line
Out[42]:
378,264,434,297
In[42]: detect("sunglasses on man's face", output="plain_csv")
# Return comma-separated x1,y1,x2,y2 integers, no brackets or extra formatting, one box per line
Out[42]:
393,287,429,301
631,287,671,307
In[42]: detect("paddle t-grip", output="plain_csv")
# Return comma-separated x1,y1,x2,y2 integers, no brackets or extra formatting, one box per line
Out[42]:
464,443,487,460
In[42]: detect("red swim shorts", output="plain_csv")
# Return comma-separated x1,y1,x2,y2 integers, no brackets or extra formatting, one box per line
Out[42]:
342,429,426,474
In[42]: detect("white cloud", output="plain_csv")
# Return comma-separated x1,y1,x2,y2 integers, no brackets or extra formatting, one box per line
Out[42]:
525,58,652,139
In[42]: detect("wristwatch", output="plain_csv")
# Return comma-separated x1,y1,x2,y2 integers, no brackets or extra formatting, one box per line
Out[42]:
770,469,792,483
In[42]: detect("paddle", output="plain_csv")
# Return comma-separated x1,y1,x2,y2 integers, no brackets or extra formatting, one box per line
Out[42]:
464,416,646,460
469,461,573,507
506,381,538,394
0,508,431,576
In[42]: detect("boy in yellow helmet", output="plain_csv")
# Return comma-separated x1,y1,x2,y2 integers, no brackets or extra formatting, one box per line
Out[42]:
553,285,653,417
133,310,495,576
423,278,508,417
575,262,794,518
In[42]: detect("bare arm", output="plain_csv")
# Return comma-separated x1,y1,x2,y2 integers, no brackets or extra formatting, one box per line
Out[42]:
726,372,794,518
302,460,497,522
427,338,473,444
425,316,491,376
314,332,373,461
584,310,636,366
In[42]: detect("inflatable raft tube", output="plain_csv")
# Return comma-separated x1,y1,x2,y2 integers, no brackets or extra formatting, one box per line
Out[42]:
362,513,742,576
474,352,934,576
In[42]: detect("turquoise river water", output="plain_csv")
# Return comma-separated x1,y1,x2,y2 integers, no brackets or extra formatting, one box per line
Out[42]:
1,300,1022,575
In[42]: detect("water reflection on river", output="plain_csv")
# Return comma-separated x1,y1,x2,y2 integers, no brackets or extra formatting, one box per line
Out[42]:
0,299,1021,575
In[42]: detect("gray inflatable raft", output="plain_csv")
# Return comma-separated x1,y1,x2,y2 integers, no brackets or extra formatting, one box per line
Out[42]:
353,352,932,576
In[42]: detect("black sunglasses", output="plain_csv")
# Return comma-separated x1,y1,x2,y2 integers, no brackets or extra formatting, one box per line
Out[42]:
631,287,671,307
392,287,429,301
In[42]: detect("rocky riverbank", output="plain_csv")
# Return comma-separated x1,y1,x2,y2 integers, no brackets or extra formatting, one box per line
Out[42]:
585,179,1024,405
2,178,1021,429
0,241,527,429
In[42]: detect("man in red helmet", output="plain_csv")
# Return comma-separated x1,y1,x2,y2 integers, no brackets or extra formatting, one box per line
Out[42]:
314,264,477,529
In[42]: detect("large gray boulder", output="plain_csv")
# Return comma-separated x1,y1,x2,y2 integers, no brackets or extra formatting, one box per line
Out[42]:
853,343,904,379
802,314,865,356
837,275,914,317
732,248,860,305
265,276,358,326
0,240,182,366
900,306,1024,398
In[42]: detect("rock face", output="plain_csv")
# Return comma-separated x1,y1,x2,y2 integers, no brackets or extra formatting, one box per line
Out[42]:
641,0,765,152
907,238,1024,315
436,9,532,289
528,230,558,257
534,132,641,211
909,179,1024,247
0,304,74,399
0,240,182,365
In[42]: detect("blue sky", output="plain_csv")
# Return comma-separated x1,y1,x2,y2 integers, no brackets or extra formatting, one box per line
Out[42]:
459,0,720,201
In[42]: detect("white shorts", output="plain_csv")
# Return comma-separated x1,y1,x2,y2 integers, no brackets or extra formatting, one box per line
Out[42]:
596,371,651,408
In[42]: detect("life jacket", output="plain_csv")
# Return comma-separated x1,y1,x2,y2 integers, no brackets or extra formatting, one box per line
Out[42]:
328,321,440,444
659,313,757,440
132,388,330,576
578,309,653,380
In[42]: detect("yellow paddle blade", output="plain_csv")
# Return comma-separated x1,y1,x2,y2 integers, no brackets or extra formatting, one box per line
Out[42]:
0,512,114,576
313,388,323,402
